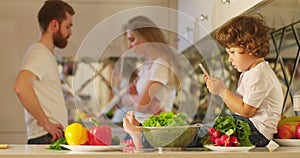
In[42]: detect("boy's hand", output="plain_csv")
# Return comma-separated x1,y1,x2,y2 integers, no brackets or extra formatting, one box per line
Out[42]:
203,74,226,97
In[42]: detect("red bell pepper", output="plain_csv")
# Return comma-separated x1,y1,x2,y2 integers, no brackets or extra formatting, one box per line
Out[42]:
87,117,112,146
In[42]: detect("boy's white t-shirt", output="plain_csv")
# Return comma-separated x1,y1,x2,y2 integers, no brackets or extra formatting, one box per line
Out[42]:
236,61,283,140
135,58,176,122
21,43,68,140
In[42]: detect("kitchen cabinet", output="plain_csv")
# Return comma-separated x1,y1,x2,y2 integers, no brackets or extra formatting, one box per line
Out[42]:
177,0,216,52
214,0,265,28
177,0,265,52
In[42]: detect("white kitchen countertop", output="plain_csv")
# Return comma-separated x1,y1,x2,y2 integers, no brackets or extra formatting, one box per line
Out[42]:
1,145,300,158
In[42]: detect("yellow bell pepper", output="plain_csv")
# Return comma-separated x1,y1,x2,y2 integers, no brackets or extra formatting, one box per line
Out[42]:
64,123,88,145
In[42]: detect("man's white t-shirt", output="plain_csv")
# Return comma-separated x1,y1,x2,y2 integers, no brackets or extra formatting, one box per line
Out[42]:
236,61,283,140
135,58,177,122
21,43,68,140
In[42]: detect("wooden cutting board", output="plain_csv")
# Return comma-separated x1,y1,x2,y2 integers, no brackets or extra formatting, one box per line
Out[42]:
0,144,8,149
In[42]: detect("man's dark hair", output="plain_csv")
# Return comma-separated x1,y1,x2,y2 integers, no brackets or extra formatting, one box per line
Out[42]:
38,0,75,32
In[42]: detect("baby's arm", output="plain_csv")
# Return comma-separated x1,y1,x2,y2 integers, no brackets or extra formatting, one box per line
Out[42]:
123,111,143,149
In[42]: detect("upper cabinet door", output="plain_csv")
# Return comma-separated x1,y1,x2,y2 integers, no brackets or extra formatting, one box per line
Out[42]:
214,0,264,28
177,0,216,52
177,0,265,52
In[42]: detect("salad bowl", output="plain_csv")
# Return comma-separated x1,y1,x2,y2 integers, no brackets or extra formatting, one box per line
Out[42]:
138,125,200,147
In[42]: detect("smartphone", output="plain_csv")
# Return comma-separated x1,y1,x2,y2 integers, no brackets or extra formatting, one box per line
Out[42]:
198,63,210,77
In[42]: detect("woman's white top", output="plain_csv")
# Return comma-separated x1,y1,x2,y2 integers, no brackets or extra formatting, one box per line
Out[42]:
135,58,176,122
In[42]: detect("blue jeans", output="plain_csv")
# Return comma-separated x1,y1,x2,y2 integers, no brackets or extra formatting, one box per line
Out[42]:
232,114,269,147
27,133,53,144
27,132,65,144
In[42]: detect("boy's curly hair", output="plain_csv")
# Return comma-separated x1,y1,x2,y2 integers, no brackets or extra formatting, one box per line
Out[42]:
215,14,270,58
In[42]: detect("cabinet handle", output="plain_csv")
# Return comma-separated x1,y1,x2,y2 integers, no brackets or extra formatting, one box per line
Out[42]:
221,0,230,5
200,14,208,21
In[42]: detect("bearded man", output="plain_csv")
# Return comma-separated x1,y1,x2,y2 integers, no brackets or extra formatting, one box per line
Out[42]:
14,0,75,144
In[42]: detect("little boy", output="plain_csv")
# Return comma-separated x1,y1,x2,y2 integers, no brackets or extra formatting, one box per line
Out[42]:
204,14,283,147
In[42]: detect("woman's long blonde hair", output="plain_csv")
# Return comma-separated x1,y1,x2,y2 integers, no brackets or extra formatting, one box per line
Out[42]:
124,16,181,90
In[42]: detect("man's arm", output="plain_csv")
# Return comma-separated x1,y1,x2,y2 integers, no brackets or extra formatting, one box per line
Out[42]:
14,70,63,142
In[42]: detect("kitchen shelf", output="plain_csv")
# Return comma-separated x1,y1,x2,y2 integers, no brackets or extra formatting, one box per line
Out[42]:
270,20,300,115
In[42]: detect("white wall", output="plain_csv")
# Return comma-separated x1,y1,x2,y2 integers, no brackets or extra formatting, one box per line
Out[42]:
0,0,42,144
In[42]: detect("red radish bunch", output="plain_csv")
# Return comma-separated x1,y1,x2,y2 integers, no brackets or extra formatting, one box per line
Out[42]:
207,128,239,146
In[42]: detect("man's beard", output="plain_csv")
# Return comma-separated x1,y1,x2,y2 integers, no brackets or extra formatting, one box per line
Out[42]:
53,29,69,49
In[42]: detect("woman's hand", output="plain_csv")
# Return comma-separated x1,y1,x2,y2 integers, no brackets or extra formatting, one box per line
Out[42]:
203,74,226,98
128,79,138,95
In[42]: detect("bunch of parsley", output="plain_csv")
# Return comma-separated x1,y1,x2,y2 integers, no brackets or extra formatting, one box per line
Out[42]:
48,138,67,150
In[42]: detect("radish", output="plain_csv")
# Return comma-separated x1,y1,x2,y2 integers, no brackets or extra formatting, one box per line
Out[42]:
212,130,221,138
230,136,239,146
206,127,241,147
220,135,231,146
208,128,216,135
209,136,216,142
214,138,222,146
